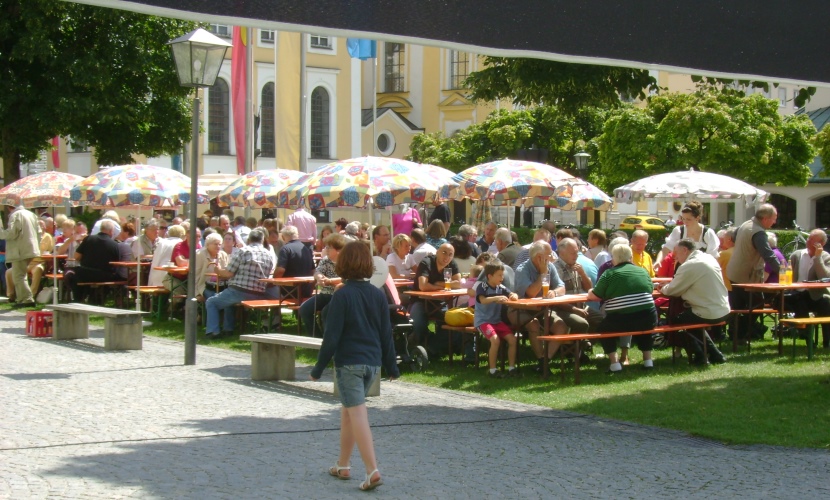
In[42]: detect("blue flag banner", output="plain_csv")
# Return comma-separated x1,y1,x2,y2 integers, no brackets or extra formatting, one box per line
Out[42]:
347,38,377,60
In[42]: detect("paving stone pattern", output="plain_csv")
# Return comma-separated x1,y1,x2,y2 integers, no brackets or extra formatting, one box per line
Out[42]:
1,312,828,499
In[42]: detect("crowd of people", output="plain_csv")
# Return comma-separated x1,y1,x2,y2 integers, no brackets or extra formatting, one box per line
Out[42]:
2,199,828,373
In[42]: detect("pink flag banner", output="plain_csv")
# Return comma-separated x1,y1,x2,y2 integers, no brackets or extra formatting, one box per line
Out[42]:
231,27,247,175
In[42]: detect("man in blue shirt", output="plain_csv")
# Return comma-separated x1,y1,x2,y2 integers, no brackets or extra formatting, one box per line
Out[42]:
510,240,568,374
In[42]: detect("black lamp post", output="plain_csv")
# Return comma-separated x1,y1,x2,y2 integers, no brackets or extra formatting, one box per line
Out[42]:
574,151,591,225
169,28,231,365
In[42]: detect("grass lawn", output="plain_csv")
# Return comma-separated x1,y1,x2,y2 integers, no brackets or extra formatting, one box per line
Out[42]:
8,300,829,449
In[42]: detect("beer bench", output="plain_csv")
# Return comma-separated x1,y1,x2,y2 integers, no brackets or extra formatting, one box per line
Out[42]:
240,333,380,396
46,303,145,350
539,321,726,385
779,317,830,360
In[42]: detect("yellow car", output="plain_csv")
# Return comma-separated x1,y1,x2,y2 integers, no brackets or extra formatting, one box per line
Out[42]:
618,215,666,231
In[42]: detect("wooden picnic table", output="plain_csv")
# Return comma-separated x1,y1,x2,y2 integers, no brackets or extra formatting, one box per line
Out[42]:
732,281,830,356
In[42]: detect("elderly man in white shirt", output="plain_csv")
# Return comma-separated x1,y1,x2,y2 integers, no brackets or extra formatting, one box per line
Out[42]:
656,238,729,365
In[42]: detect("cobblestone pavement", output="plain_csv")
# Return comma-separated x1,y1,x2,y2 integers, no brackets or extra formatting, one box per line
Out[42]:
1,311,828,499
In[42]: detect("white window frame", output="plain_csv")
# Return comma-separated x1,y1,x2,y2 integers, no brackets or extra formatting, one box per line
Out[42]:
308,35,336,55
208,24,231,38
259,29,275,45
778,87,787,107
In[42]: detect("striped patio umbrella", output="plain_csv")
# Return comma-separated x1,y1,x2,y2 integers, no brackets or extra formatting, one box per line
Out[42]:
216,169,307,208
276,156,458,209
0,171,85,207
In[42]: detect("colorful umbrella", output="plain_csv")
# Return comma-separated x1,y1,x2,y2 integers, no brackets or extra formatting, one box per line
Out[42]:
471,199,494,235
276,156,458,209
69,164,209,207
452,160,579,206
614,170,769,207
217,169,307,208
523,182,614,211
0,171,85,208
69,164,208,312
198,173,242,197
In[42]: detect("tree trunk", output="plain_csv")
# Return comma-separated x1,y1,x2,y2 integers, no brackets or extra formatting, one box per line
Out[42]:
1,128,22,187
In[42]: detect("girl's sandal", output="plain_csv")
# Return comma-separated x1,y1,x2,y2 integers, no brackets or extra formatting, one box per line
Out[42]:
359,469,383,491
328,462,350,480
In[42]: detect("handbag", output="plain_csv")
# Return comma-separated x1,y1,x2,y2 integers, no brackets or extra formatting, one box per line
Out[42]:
444,307,474,327
36,287,53,304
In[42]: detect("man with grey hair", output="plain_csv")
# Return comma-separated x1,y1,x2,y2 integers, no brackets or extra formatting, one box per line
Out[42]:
67,219,120,303
493,227,520,268
785,229,830,348
477,221,498,254
514,228,552,270
512,240,569,373
206,228,276,337
457,224,481,258
726,203,780,340
275,225,315,298
133,219,160,257
91,210,122,239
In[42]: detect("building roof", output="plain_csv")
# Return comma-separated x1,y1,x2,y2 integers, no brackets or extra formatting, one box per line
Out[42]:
797,106,830,183
361,107,423,132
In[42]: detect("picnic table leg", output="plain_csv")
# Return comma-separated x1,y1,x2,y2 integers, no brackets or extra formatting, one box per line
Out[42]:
573,341,581,385
778,292,785,356
807,325,814,360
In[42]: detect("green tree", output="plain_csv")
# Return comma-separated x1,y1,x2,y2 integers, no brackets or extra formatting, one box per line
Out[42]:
463,57,657,115
407,107,603,175
814,125,830,177
595,90,816,192
0,0,198,184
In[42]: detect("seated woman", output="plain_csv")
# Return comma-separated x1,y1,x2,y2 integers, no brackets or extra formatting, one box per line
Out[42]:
299,233,347,337
314,225,333,253
195,233,230,302
386,234,415,279
587,243,657,373
425,219,448,249
449,235,475,275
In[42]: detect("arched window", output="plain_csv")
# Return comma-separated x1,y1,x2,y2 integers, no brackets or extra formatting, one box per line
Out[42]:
769,193,797,229
208,79,230,155
310,87,330,159
260,83,275,158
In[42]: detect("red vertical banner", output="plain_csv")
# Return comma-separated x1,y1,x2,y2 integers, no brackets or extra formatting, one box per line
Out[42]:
231,26,247,175
51,136,60,170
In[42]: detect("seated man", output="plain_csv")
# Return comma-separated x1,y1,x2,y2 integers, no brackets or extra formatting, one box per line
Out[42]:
553,238,603,333
509,240,568,374
372,225,392,259
656,239,729,364
273,225,315,299
492,228,520,269
409,243,461,355
205,228,275,337
133,219,159,257
513,228,551,271
67,219,121,303
147,225,185,287
410,228,436,268
630,230,655,278
785,229,830,348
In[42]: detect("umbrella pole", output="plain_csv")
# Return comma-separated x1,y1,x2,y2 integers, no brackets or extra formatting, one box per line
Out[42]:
52,248,58,306
135,204,142,312
369,200,375,255
388,205,394,239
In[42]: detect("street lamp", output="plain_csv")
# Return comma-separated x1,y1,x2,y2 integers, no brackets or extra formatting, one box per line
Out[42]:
574,150,591,226
574,150,590,178
169,28,231,365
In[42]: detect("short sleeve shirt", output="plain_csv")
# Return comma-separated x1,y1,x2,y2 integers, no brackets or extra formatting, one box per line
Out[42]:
514,260,564,299
474,283,512,327
413,255,459,292
227,243,276,293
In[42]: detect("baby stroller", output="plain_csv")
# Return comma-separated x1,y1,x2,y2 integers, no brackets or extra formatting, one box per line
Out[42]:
382,274,429,372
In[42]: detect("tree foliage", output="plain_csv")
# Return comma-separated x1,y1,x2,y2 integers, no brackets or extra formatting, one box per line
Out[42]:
690,75,816,108
595,91,817,192
0,0,198,184
814,125,830,177
464,57,657,115
407,106,608,177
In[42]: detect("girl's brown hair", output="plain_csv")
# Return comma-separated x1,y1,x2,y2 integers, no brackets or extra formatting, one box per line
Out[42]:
335,240,374,280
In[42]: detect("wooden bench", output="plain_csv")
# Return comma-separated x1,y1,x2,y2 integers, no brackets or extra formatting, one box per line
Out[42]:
539,321,727,384
127,285,170,321
241,299,300,333
240,333,380,396
779,316,830,360
730,308,779,353
442,324,518,370
46,303,145,350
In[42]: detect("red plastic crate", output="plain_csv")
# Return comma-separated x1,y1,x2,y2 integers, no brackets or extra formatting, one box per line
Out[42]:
26,311,53,337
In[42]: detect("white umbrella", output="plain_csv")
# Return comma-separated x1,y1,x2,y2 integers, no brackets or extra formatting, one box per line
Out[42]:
614,170,768,207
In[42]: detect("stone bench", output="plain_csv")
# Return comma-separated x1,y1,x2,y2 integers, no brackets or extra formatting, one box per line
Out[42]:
46,303,145,350
240,333,380,396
